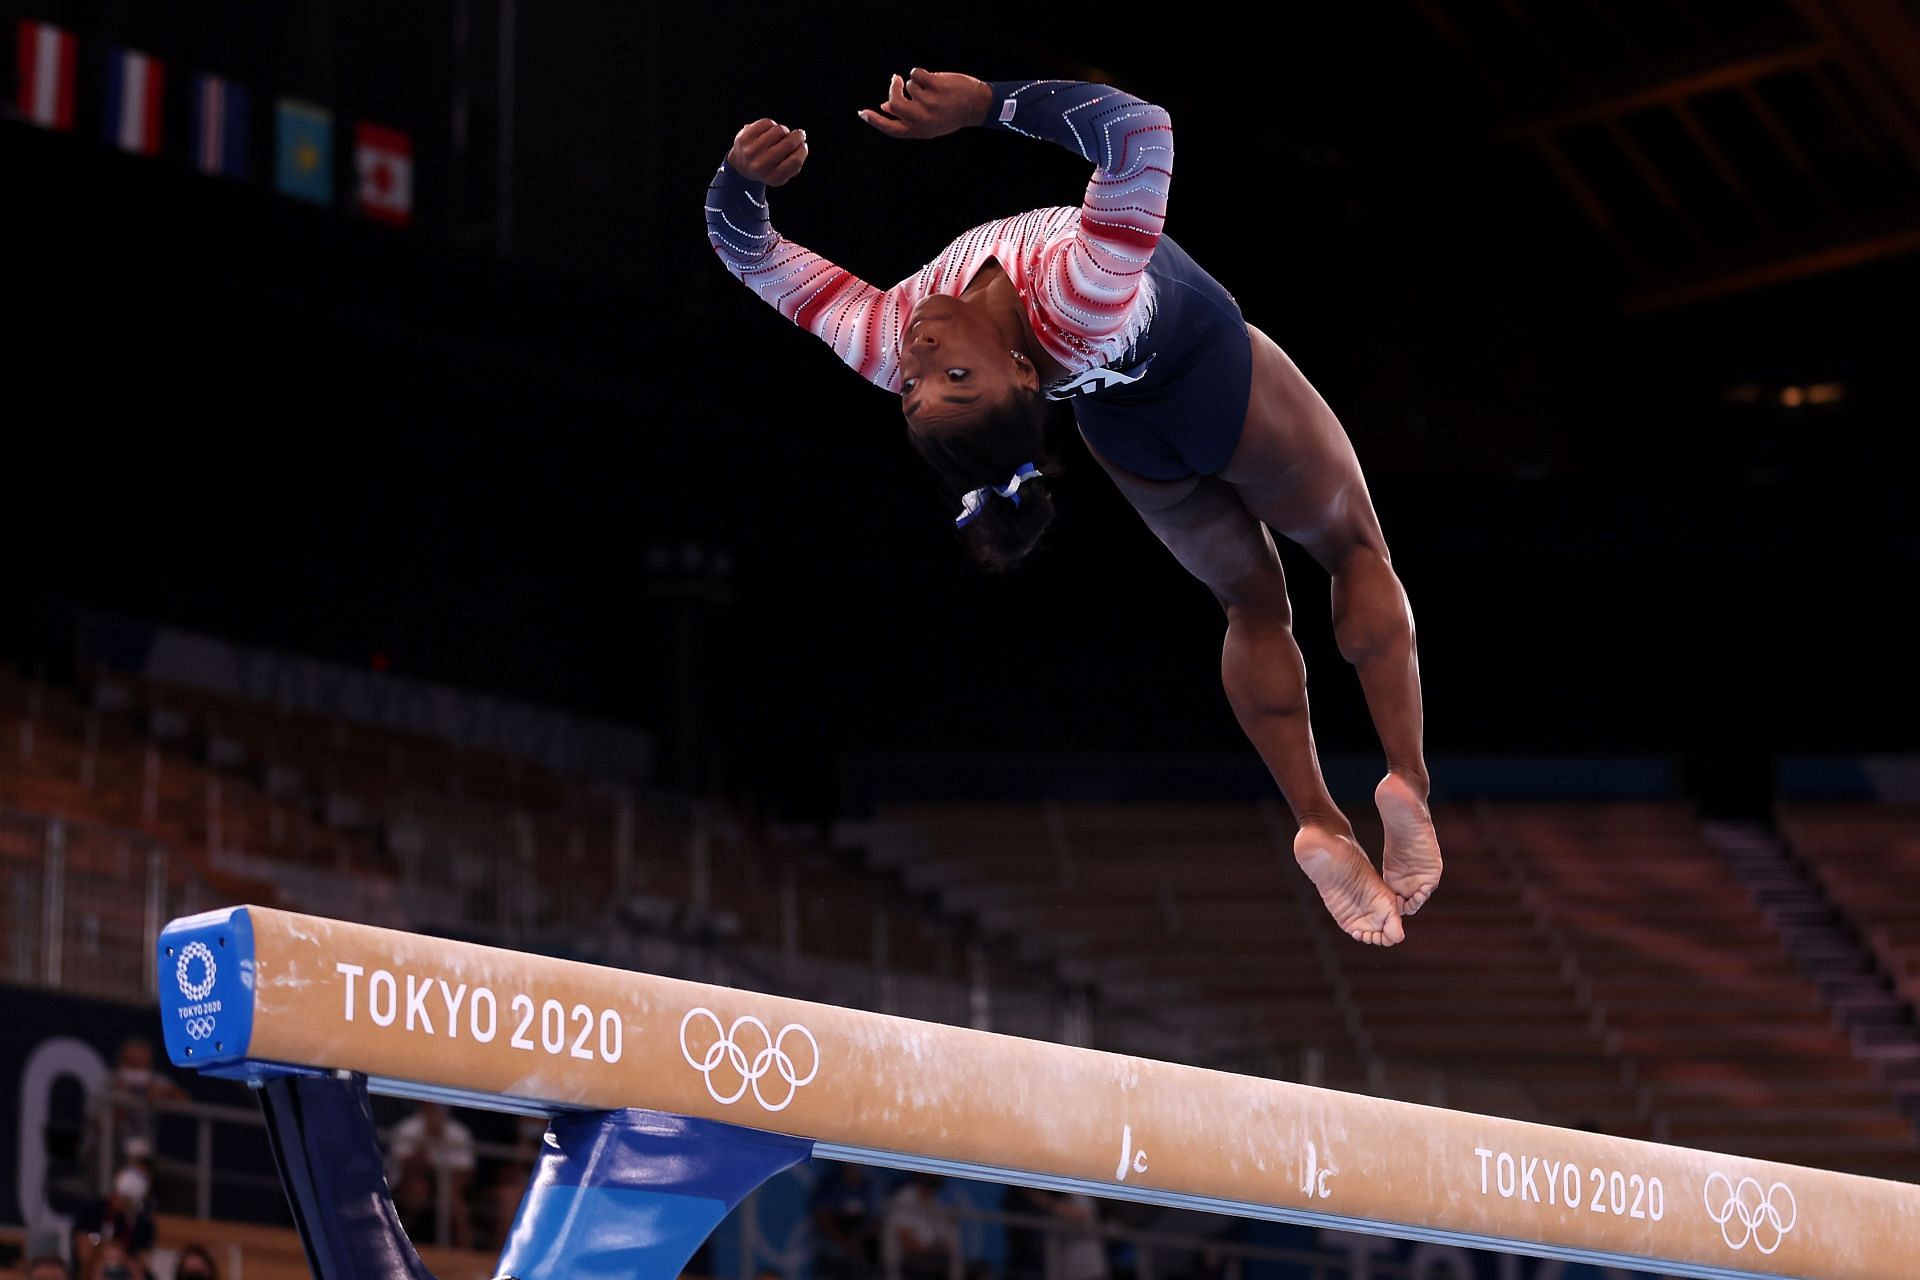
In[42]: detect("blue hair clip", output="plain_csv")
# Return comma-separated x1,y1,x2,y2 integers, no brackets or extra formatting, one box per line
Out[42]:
955,463,1043,528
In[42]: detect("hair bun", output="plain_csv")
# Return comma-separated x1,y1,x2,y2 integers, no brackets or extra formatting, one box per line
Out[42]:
960,478,1055,572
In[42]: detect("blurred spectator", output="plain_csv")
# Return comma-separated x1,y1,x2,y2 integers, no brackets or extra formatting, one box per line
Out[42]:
1050,1194,1108,1280
477,1114,546,1248
507,1114,548,1156
82,1242,142,1280
810,1161,881,1280
1001,1184,1057,1280
71,1160,155,1280
386,1103,476,1248
171,1245,218,1280
389,1160,438,1248
1003,1188,1107,1280
881,1172,961,1280
1101,1201,1154,1280
85,1040,184,1187
478,1155,534,1252
1126,1208,1230,1280
26,1257,73,1280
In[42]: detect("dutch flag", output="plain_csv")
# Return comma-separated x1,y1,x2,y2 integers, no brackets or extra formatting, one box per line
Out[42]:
192,74,250,178
104,46,166,156
15,19,77,132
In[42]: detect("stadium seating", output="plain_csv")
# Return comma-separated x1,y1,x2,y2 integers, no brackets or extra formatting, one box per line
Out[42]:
1778,802,1920,1009
860,795,1920,1178
6,659,1915,1181
2,661,1010,1021
149,1214,500,1280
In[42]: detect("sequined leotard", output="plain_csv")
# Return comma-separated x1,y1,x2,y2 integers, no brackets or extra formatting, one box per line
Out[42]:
705,79,1253,481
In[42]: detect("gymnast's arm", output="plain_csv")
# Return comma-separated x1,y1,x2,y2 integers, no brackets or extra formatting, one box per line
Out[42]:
705,118,913,392
860,71,1174,331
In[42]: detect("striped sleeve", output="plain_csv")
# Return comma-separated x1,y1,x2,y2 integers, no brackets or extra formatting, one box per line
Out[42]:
705,161,911,393
980,79,1174,348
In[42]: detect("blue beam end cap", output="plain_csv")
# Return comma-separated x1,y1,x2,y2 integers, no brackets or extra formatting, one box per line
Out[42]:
157,906,257,1074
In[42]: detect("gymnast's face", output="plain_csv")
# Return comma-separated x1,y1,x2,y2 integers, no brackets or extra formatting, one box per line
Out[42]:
900,295,1036,429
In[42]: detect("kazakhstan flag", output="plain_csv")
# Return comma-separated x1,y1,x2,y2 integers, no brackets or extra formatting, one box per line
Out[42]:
275,98,333,205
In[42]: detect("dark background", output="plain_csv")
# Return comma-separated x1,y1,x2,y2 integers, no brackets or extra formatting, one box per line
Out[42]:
5,1,1917,818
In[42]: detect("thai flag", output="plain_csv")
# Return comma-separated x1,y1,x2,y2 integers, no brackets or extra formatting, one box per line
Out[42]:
354,123,413,227
192,74,250,178
104,46,166,155
15,19,77,132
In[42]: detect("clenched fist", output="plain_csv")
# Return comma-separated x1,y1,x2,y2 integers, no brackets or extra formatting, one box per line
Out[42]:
726,118,809,187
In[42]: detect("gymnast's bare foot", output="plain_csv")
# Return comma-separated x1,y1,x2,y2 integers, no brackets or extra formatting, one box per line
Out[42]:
1294,824,1404,946
1377,772,1444,916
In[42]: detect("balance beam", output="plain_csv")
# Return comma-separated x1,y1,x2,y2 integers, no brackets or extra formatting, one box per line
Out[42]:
158,906,1920,1280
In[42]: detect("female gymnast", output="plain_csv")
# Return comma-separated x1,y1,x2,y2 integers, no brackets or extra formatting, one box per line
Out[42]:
706,71,1441,945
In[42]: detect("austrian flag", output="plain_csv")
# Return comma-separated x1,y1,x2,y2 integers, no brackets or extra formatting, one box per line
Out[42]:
105,46,167,155
16,19,77,132
354,123,413,227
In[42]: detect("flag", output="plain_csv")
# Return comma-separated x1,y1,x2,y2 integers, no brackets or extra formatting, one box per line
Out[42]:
192,74,250,178
16,19,77,132
354,122,412,227
275,97,333,205
104,46,166,155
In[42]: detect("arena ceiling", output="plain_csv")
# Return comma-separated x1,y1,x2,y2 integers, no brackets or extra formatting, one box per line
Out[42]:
1400,0,1920,310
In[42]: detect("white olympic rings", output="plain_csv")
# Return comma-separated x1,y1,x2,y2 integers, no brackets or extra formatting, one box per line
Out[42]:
183,1016,217,1041
1703,1173,1797,1254
176,941,217,1001
679,1007,819,1112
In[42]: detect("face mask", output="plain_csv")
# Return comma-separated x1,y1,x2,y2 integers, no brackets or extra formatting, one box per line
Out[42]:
117,1068,153,1089
103,1266,130,1280
113,1166,150,1202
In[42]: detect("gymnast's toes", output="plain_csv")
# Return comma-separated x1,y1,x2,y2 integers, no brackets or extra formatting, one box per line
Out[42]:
1377,772,1444,917
1295,824,1405,947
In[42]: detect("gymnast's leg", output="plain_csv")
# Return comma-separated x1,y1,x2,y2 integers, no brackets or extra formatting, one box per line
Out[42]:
1222,573,1406,946
1223,324,1443,916
1313,533,1442,915
1083,444,1403,946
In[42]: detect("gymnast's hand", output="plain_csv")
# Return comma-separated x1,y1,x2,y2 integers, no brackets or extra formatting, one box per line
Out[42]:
726,119,809,187
858,68,994,140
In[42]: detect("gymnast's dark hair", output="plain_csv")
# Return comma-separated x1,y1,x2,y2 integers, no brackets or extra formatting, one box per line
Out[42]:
907,388,1060,572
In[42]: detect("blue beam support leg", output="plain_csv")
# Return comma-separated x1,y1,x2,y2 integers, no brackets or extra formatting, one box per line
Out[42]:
496,1108,811,1280
257,1072,440,1280
255,1071,808,1280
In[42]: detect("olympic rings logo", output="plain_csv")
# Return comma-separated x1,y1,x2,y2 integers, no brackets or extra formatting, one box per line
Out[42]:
176,941,217,1001
1703,1173,1797,1254
679,1007,819,1112
183,1016,217,1041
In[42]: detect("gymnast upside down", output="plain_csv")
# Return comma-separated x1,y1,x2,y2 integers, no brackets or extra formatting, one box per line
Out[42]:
706,70,1443,945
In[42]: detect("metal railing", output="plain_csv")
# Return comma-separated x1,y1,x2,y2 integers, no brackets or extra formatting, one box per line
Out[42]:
92,1090,278,1219
90,1090,1432,1280
735,1192,1429,1280
5,795,1552,1139
88,1088,532,1255
3,673,1512,1103
2,806,225,1005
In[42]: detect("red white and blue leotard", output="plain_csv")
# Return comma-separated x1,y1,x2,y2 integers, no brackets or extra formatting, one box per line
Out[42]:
705,79,1253,481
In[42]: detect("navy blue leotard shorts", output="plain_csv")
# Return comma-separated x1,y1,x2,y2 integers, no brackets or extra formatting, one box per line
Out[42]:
1047,231,1253,482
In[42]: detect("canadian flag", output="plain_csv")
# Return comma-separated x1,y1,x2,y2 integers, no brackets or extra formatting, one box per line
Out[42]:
16,19,78,132
354,123,413,228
